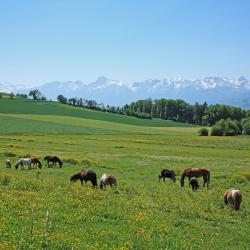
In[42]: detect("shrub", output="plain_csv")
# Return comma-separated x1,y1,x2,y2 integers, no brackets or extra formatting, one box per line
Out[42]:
211,119,241,136
241,118,250,135
198,127,209,136
224,119,241,136
211,126,224,136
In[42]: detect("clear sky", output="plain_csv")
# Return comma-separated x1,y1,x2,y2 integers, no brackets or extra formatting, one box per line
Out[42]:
0,0,250,85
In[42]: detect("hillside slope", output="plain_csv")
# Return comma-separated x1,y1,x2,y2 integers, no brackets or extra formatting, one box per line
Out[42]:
0,99,194,128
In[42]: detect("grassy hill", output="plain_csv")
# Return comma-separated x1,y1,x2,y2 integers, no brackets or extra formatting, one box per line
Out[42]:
0,97,249,249
0,98,194,128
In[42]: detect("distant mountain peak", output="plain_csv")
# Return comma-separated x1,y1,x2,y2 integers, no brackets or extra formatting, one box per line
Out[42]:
1,76,249,108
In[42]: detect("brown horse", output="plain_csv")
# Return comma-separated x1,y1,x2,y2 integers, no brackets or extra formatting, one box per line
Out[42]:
30,157,42,169
70,169,97,188
180,168,210,189
224,188,242,211
100,173,117,189
44,155,62,168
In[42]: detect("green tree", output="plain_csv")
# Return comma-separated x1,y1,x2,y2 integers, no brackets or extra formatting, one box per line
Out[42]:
29,89,42,100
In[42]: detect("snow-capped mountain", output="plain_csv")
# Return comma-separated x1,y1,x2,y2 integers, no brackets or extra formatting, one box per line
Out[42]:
1,76,250,108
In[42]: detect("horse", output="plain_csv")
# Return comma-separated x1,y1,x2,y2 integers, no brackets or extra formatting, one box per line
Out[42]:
180,168,210,189
15,158,32,170
70,169,97,188
190,177,199,191
5,160,11,168
30,157,42,169
44,155,62,168
159,169,176,183
100,174,117,189
224,188,242,211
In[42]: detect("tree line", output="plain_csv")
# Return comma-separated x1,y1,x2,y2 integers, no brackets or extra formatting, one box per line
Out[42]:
57,95,250,126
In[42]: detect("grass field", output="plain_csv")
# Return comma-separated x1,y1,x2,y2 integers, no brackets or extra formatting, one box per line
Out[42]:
0,99,250,249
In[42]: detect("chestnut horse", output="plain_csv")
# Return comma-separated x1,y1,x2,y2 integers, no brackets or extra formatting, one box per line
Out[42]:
100,174,117,189
180,168,210,189
224,188,242,211
70,169,97,188
44,155,62,168
30,157,42,169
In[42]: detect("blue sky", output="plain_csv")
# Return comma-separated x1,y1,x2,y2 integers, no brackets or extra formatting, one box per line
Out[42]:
0,0,250,85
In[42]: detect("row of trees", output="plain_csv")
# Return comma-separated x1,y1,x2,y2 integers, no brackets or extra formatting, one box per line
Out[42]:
57,94,250,126
122,99,249,125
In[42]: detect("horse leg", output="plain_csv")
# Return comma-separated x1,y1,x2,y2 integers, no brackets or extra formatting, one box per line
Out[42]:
163,177,166,183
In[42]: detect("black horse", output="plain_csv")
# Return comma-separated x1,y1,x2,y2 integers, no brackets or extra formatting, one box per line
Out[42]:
70,169,97,188
44,155,63,168
159,169,176,182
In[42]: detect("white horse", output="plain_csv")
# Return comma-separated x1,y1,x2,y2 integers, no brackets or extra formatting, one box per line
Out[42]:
15,158,32,170
5,160,11,168
100,173,117,189
224,188,242,211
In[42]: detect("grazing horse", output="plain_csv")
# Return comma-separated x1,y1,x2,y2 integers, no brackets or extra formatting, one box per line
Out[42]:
190,177,199,191
180,168,210,189
70,169,97,188
5,160,11,168
159,169,176,183
30,157,42,169
224,188,242,211
15,158,32,170
44,155,62,168
100,174,117,189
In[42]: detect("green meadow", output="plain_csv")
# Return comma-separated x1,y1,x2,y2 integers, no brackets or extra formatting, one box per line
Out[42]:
0,98,250,249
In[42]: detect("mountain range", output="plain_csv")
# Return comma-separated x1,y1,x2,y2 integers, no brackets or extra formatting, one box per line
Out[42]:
1,76,250,108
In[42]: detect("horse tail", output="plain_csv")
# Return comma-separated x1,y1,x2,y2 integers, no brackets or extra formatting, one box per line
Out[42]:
234,191,242,210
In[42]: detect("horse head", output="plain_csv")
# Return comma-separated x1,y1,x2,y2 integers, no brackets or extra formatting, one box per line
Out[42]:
15,163,19,170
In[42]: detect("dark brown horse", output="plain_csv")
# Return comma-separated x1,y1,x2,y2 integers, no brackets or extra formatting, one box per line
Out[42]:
180,168,210,189
30,157,42,169
44,155,62,168
70,169,97,188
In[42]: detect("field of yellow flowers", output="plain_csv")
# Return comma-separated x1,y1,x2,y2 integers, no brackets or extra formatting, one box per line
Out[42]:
0,131,250,249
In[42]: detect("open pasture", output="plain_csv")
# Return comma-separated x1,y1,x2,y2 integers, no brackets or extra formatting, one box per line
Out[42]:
0,101,250,249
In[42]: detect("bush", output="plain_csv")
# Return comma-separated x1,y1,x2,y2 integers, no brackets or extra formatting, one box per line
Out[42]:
224,119,241,136
198,127,209,136
241,118,250,135
211,126,224,136
211,119,241,136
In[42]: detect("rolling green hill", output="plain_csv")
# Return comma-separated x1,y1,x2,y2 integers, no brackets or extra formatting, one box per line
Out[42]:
0,98,194,128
